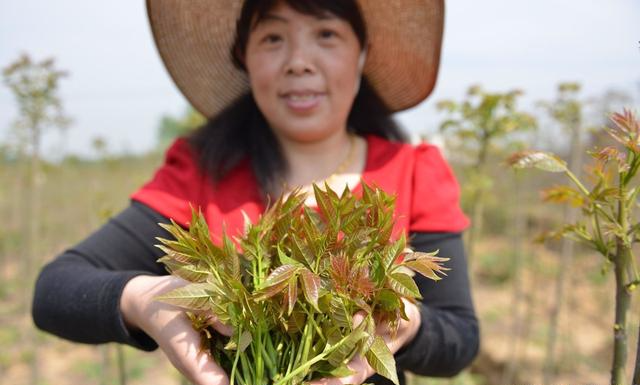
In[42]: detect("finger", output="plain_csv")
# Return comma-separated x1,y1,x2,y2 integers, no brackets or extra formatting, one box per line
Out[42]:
307,355,374,385
161,314,229,385
204,313,234,337
374,299,421,353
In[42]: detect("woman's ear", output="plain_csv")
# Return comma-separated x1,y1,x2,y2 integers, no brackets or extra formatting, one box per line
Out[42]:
231,43,247,71
357,48,368,73
354,48,368,96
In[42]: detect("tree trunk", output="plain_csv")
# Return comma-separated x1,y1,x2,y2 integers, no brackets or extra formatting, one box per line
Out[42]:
543,122,583,383
632,319,640,385
465,189,485,267
26,126,41,385
100,345,111,385
465,137,490,265
502,173,526,384
117,344,127,385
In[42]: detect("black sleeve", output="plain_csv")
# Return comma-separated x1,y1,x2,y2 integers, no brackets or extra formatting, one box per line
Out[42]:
32,200,175,351
394,232,479,376
365,231,478,385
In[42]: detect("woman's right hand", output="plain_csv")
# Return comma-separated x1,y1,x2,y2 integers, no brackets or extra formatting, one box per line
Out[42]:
120,275,232,385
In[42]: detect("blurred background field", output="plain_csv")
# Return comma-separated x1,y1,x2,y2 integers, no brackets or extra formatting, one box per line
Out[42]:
1,0,640,384
1,90,639,385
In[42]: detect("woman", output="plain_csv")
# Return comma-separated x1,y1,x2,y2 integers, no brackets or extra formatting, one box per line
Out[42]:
32,1,479,384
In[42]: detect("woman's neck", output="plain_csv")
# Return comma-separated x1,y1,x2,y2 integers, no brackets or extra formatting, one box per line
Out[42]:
274,130,367,199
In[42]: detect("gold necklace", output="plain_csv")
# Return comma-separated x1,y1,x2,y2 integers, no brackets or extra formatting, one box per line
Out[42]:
281,134,357,195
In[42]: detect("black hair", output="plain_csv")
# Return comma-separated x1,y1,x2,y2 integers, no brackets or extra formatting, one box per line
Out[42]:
187,0,407,200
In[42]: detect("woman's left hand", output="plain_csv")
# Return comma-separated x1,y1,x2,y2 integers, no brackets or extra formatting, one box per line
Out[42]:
308,298,422,385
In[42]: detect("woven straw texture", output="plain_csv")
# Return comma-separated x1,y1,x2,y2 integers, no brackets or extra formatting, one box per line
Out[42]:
146,0,444,118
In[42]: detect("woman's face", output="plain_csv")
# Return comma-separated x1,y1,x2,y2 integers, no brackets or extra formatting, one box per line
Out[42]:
244,2,363,143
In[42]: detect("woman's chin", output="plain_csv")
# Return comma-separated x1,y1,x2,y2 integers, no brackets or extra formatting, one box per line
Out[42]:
274,125,345,144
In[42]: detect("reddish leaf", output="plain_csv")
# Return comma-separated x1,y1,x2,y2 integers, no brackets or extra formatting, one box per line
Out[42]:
300,268,321,311
286,276,298,315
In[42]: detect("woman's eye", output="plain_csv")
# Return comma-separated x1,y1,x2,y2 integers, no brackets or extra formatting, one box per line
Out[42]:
318,29,338,40
262,34,282,44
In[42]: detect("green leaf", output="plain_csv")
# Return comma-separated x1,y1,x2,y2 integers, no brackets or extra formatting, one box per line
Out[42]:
221,232,240,278
290,233,316,268
278,244,302,266
383,233,406,271
388,273,422,299
261,264,300,289
224,330,252,353
329,295,351,329
255,264,300,301
237,330,252,353
171,264,211,282
328,364,355,378
313,183,336,219
155,283,212,310
542,185,586,207
376,289,401,311
507,151,567,173
365,336,399,385
155,244,199,265
404,253,450,281
326,320,366,367
285,309,307,334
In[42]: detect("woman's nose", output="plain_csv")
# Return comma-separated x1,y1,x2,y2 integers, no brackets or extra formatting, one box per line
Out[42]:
284,43,315,76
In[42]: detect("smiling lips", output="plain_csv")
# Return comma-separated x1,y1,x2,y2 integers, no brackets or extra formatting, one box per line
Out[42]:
281,91,325,112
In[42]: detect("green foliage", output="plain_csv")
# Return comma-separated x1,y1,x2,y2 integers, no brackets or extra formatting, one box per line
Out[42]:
156,182,449,385
2,53,72,156
156,106,205,148
436,85,537,165
437,84,537,261
508,110,640,278
509,109,640,385
538,82,583,130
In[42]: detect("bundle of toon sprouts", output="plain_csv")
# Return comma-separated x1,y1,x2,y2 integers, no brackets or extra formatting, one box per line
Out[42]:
155,182,449,385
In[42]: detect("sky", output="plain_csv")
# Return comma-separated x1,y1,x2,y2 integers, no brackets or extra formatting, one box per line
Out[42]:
1,0,639,158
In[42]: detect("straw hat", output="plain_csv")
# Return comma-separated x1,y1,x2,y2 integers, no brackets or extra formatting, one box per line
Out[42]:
146,0,444,119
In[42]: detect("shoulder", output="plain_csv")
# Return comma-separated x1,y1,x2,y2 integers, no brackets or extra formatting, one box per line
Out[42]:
362,135,468,232
364,134,452,176
406,140,470,233
129,138,203,226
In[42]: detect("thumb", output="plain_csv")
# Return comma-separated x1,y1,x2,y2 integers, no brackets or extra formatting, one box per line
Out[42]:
352,310,367,329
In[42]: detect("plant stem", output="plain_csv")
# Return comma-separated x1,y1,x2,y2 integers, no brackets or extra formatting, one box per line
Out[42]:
274,329,358,385
116,344,127,385
612,189,632,385
612,246,631,385
565,169,590,196
230,327,243,385
633,321,640,385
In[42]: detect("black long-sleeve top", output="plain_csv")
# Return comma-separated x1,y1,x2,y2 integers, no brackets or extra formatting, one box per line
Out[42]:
32,200,479,384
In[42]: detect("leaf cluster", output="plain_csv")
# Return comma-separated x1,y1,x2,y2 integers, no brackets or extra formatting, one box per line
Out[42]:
2,53,72,152
508,109,640,289
155,182,449,385
436,85,537,162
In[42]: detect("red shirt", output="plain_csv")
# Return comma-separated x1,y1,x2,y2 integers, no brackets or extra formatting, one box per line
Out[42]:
131,134,469,244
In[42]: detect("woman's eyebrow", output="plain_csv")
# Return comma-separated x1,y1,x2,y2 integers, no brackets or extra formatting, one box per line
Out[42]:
258,13,289,25
256,12,336,27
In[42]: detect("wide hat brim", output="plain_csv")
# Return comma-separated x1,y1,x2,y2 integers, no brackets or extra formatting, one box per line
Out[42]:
147,0,444,119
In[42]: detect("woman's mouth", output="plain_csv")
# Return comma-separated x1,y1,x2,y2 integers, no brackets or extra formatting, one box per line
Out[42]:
281,91,324,112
